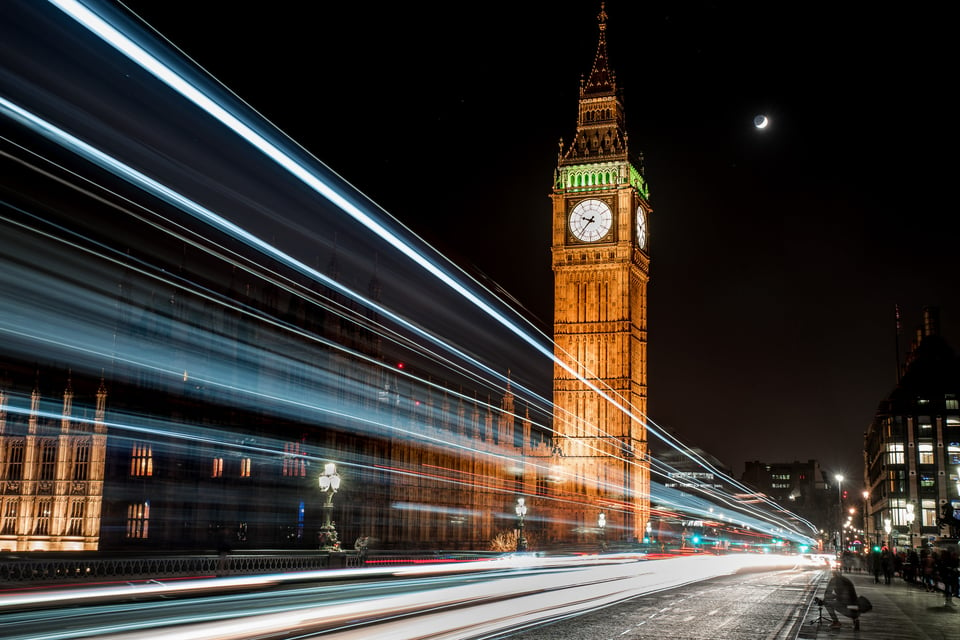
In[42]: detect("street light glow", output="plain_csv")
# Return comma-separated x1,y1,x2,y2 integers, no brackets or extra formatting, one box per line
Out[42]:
515,497,528,552
835,474,844,552
319,463,342,550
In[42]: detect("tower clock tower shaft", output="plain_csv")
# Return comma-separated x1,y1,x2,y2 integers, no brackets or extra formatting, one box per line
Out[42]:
550,5,650,543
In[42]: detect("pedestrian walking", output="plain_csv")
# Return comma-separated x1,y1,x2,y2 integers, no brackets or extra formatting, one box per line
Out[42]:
938,550,959,605
905,548,920,583
880,547,894,585
870,547,882,583
921,549,936,592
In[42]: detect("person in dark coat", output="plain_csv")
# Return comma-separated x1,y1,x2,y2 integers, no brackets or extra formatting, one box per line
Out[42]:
869,548,882,583
880,547,895,584
824,570,861,630
937,550,959,605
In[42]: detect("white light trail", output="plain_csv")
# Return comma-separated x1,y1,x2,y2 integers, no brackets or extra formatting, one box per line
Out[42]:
43,0,658,462
0,1,820,544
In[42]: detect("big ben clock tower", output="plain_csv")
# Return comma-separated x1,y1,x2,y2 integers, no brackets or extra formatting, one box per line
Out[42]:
551,4,650,541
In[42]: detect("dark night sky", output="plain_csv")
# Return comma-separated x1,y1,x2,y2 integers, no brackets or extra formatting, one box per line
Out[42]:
112,1,955,480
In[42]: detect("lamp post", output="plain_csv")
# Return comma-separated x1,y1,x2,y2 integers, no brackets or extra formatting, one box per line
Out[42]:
835,474,844,553
883,517,892,550
515,497,528,552
862,490,870,543
598,512,606,550
905,502,915,549
318,462,341,550
846,508,855,550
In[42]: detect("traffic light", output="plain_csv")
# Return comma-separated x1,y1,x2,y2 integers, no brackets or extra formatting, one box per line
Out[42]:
842,490,848,500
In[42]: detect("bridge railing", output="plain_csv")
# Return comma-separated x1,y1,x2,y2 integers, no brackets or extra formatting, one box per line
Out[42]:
0,551,358,584
0,550,503,585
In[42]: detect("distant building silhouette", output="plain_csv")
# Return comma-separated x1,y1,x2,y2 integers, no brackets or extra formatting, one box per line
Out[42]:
741,459,831,545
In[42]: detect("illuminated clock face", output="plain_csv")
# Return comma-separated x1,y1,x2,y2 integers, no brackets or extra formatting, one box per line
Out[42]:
569,199,612,242
636,206,647,249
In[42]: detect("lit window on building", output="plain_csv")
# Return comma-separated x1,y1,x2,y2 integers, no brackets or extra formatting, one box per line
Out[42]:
73,440,90,481
948,444,960,465
920,473,935,488
890,498,907,526
282,441,306,477
130,443,153,477
888,469,905,493
946,398,958,411
2,440,24,480
240,458,251,477
918,415,932,431
921,499,937,527
918,442,934,465
126,501,150,539
1,500,18,534
38,439,57,481
886,443,904,464
536,470,548,496
34,498,52,535
212,458,224,478
67,500,85,536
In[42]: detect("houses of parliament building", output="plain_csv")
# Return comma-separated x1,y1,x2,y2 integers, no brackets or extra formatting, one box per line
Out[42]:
0,7,653,554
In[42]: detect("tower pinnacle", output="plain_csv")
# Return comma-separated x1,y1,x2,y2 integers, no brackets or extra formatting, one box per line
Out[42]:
582,2,616,97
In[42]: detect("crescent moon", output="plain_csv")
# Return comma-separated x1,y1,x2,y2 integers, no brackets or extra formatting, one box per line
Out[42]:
754,115,769,129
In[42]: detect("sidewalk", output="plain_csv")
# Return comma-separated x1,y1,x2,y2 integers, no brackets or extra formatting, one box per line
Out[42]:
796,570,959,639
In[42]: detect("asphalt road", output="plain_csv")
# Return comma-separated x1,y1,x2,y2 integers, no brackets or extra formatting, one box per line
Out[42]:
0,555,819,640
501,566,822,640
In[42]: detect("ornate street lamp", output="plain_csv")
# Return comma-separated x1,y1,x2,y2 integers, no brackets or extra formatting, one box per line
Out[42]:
883,517,892,550
515,497,528,552
318,462,341,550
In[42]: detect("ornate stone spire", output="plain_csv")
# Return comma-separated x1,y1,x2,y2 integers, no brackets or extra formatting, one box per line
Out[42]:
582,3,617,97
560,3,629,167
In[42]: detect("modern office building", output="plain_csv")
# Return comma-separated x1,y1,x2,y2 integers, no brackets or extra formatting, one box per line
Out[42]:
863,306,960,550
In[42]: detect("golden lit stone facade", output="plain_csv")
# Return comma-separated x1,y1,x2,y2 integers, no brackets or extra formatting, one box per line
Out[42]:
0,8,652,554
0,378,108,551
549,6,651,541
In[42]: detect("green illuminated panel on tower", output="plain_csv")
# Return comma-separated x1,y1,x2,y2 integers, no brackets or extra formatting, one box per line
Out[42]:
629,165,649,199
